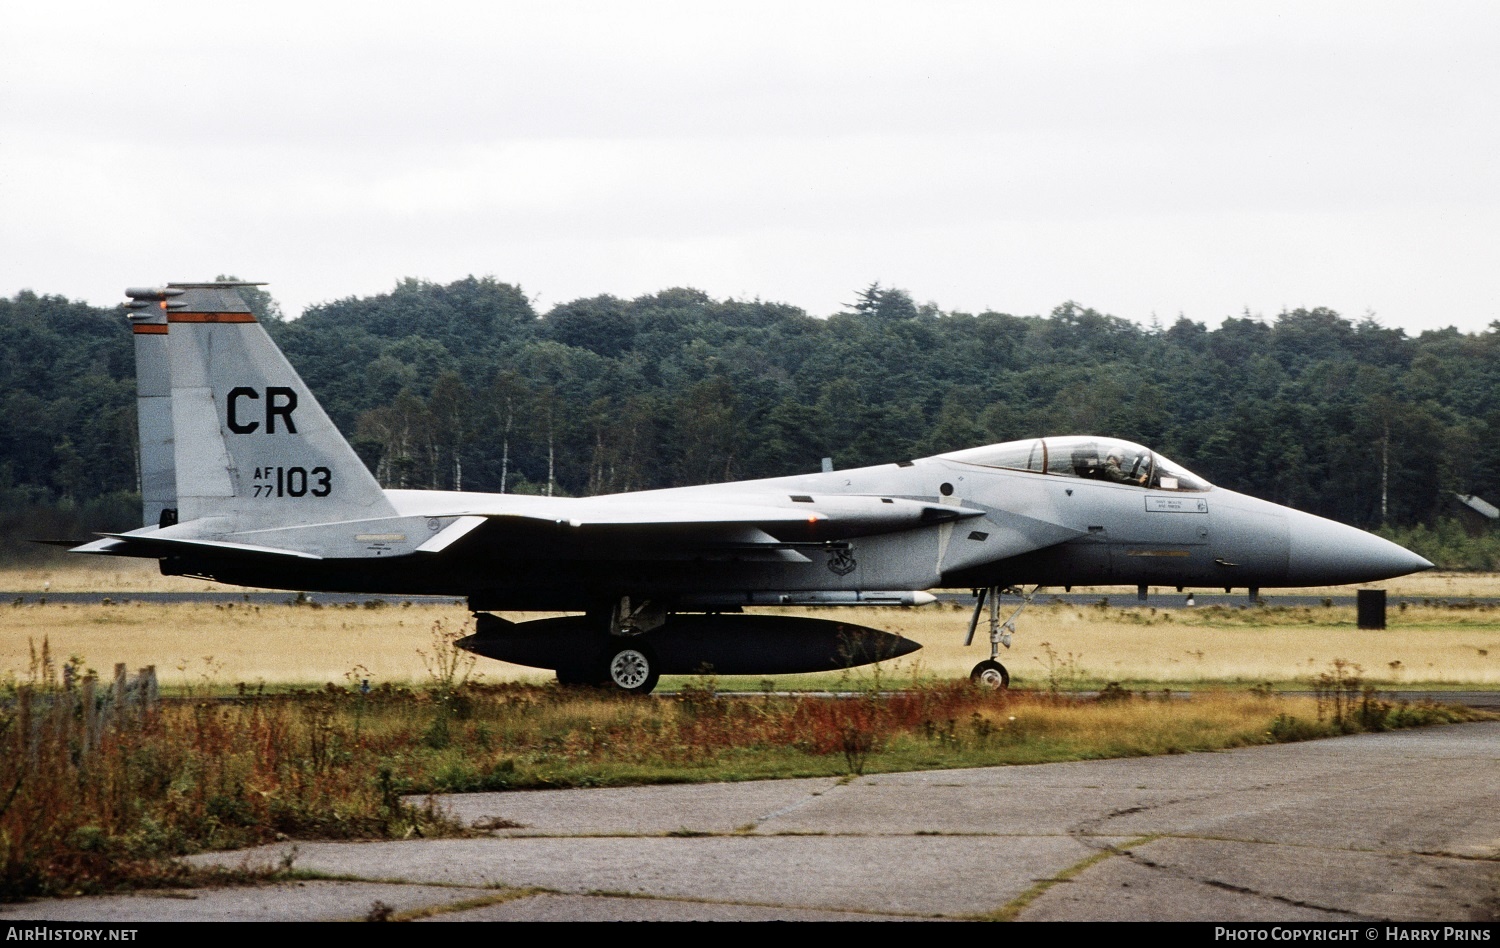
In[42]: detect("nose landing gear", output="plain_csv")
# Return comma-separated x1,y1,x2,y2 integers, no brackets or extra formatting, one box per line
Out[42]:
970,659,1010,689
966,585,1035,690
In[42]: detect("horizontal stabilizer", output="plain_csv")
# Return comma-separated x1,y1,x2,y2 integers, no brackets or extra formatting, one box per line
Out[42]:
93,533,324,560
68,538,129,555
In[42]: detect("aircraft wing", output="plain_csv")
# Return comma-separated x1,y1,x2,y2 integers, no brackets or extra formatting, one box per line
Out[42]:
70,492,992,564
396,491,989,561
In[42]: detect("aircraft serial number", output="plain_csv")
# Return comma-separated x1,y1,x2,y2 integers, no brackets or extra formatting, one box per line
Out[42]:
252,465,332,498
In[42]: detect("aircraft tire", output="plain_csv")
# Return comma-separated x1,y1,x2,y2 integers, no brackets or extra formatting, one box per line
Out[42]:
604,641,660,695
970,659,1010,690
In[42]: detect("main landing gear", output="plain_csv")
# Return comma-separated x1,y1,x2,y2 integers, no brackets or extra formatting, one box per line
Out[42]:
603,642,660,694
601,596,663,694
551,642,660,693
965,586,1035,690
556,596,666,695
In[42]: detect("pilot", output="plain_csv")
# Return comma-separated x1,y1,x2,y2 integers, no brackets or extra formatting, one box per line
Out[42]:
1103,453,1146,485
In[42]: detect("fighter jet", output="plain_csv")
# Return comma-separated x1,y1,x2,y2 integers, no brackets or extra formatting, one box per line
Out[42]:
73,282,1433,694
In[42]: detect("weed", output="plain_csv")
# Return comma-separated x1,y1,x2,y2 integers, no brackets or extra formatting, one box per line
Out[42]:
471,814,525,830
423,712,452,750
968,712,996,745
923,718,959,747
1035,642,1086,696
417,618,479,698
417,618,481,747
176,655,225,699
1096,682,1133,703
1268,713,1323,742
1312,659,1364,730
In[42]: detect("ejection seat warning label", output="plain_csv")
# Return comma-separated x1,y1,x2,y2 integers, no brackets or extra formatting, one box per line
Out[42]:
1146,496,1208,513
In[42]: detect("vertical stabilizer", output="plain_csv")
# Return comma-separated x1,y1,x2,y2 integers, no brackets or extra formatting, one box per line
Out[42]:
123,288,177,527
157,282,397,531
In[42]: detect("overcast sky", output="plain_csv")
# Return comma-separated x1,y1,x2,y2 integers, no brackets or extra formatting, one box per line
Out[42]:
3,1,1496,334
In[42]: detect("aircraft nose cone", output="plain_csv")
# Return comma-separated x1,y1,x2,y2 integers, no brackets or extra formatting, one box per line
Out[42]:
1286,511,1433,585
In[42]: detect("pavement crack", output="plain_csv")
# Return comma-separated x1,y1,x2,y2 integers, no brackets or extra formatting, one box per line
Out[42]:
1066,777,1307,838
1109,835,1365,918
1067,795,1197,836
376,886,553,922
1203,879,1254,894
746,780,846,831
986,835,1158,921
577,889,944,919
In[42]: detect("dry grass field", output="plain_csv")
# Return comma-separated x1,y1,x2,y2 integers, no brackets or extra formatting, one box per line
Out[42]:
2,577,1496,690
0,600,490,689
887,600,1500,688
0,557,246,594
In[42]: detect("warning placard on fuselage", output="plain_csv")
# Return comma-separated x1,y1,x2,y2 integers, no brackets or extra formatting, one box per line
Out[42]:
1145,496,1208,513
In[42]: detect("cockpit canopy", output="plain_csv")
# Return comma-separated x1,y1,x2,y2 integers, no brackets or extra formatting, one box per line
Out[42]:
940,436,1210,491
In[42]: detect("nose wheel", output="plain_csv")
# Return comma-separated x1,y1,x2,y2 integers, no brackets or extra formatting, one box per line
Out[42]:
964,585,1036,690
970,659,1010,690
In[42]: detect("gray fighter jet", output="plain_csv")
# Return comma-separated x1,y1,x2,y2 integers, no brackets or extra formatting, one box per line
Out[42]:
74,282,1433,694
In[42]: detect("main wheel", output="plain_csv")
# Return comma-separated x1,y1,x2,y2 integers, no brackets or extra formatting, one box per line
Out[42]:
604,642,660,695
970,659,1010,690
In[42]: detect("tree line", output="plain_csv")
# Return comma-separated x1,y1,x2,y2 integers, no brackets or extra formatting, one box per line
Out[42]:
3,277,1498,561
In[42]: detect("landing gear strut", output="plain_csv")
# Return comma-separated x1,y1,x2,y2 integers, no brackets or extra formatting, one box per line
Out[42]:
571,596,662,695
965,586,1035,690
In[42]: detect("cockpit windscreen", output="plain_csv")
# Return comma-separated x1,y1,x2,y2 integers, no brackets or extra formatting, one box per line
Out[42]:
941,437,1210,491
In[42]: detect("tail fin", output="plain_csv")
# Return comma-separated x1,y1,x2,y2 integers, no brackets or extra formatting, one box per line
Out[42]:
150,282,396,531
123,288,176,527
